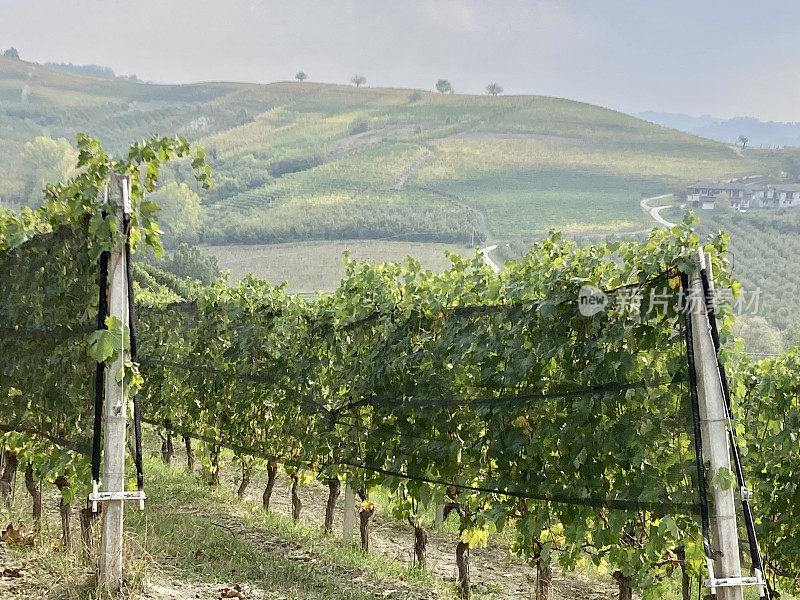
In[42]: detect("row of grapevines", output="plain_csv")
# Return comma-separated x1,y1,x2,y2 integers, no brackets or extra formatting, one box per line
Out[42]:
134,218,767,599
733,348,800,588
2,136,797,598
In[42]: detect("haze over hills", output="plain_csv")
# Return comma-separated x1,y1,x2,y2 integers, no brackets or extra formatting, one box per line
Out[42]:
636,111,800,148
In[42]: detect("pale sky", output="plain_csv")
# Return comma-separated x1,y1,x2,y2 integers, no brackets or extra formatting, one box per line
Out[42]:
1,0,799,121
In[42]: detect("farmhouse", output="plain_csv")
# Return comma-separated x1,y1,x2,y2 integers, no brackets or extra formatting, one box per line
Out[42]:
686,176,800,210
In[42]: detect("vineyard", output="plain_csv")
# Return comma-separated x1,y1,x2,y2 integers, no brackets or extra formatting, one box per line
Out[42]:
1,138,800,600
5,55,800,248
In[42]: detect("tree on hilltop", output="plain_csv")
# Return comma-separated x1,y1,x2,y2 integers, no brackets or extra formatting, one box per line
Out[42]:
485,83,503,96
436,79,453,93
351,74,366,87
737,135,749,150
295,71,309,82
3,47,19,59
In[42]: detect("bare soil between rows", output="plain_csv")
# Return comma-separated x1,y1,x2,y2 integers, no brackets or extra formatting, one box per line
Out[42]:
228,464,617,600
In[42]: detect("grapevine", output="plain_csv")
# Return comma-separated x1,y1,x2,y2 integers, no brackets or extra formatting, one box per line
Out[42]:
2,137,800,599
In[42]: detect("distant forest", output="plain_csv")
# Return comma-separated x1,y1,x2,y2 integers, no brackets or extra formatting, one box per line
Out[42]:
45,61,142,82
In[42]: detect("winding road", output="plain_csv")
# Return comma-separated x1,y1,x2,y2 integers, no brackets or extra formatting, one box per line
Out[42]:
480,245,501,273
640,193,677,228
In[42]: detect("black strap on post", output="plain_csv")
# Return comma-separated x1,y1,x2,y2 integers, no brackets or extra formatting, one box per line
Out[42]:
698,261,769,598
122,212,144,492
91,250,110,484
680,273,713,561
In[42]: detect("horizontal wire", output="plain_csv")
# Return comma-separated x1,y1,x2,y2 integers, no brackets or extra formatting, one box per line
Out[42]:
0,421,92,456
134,266,680,332
335,374,687,413
140,353,687,415
336,457,698,515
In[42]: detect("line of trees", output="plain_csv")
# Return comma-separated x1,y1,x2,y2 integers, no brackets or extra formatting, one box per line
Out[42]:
292,72,505,96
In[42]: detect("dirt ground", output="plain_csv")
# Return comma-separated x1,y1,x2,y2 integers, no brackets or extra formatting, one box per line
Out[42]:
0,446,620,600
230,465,618,600
0,542,29,598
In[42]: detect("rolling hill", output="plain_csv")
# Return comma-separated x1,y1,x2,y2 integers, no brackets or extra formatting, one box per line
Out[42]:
2,54,793,244
3,54,800,335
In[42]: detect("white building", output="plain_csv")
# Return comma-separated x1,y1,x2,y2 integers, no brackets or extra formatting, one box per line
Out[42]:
685,177,800,210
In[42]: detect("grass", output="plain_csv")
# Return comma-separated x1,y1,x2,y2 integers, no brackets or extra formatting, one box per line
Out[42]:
129,460,445,600
3,434,799,600
0,456,455,600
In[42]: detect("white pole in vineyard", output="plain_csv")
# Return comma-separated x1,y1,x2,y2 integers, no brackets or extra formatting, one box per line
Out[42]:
690,251,743,600
434,503,445,530
99,174,131,591
343,476,355,543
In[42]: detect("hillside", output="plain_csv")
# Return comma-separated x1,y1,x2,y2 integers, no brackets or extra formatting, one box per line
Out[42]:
2,55,794,247
4,54,800,330
658,205,800,349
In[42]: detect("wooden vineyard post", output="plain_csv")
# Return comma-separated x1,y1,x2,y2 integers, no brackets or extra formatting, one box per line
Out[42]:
99,174,131,592
689,250,743,600
343,475,355,543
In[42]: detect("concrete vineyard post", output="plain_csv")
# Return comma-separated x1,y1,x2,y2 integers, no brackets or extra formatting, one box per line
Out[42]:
99,174,131,592
690,251,743,600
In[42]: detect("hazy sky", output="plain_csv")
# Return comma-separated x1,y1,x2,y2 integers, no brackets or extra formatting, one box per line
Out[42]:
2,0,799,121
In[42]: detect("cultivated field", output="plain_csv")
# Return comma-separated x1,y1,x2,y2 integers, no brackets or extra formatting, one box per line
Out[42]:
203,240,470,291
2,54,796,249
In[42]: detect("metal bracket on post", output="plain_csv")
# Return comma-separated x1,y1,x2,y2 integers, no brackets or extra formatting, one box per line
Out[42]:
92,480,100,513
89,490,146,508
704,576,766,590
706,558,717,596
121,179,131,217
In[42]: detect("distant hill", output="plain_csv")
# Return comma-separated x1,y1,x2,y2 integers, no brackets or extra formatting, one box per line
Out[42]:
0,54,796,247
636,111,800,148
